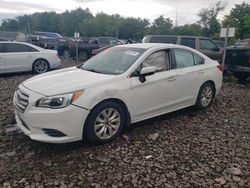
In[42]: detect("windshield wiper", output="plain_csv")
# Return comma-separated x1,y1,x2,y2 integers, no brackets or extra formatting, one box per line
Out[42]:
83,68,102,74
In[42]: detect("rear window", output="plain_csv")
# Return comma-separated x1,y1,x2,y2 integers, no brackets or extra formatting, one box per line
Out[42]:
150,36,177,44
180,38,196,49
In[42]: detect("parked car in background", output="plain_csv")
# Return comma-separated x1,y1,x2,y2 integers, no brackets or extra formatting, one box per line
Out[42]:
13,43,222,143
225,46,250,82
213,40,225,48
68,37,123,61
0,41,61,74
234,39,250,47
143,35,223,62
0,31,27,42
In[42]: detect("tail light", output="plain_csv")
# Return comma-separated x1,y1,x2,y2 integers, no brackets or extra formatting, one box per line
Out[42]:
68,44,73,49
248,56,250,64
217,65,224,72
92,49,97,55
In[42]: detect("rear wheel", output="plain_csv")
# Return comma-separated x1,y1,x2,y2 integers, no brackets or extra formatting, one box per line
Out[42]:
33,59,49,74
79,51,88,61
234,72,250,83
84,101,125,143
195,82,214,109
62,49,71,60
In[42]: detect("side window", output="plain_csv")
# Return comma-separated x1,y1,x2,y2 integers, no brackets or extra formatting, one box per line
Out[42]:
5,43,37,53
98,38,108,45
0,44,4,53
109,39,117,45
151,37,177,44
200,39,217,50
193,53,204,65
173,49,194,68
143,51,170,72
131,51,170,77
180,38,196,49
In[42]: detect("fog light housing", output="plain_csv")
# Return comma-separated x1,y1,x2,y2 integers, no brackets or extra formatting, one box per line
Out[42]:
42,129,67,137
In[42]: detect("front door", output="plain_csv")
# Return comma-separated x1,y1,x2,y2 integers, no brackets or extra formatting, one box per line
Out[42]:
130,50,179,122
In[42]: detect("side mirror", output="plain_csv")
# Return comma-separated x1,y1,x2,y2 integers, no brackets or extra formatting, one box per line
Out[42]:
211,47,220,52
139,66,156,83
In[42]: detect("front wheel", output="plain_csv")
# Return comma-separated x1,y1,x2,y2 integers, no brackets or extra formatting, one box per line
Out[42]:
195,82,214,110
33,59,49,74
84,101,125,143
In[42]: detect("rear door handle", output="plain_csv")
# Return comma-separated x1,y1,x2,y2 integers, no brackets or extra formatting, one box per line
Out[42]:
167,76,176,82
198,70,205,74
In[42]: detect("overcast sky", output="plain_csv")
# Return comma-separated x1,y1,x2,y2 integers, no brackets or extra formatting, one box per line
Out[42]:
0,0,247,25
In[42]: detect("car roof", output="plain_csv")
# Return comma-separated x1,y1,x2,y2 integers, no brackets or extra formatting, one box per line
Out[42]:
119,43,188,49
0,41,32,45
144,35,210,39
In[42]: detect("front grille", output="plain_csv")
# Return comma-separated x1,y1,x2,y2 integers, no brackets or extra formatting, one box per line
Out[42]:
15,88,29,113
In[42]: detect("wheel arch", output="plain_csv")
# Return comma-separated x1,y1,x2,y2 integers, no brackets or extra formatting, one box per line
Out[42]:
32,58,50,71
200,80,216,98
83,98,131,138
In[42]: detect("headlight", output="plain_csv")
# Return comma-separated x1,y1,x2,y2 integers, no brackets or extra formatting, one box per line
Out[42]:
36,90,83,109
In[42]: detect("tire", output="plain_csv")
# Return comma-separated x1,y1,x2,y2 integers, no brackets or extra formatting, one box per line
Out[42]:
79,51,88,61
195,82,214,110
62,49,71,60
84,101,125,143
33,59,50,74
234,72,249,83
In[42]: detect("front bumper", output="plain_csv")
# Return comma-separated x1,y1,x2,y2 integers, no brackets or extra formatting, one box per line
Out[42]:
13,85,90,143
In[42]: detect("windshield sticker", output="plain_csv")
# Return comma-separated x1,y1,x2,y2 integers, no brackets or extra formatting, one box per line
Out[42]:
125,50,139,56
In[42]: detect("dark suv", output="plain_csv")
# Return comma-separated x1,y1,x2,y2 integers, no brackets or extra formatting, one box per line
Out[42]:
143,35,223,62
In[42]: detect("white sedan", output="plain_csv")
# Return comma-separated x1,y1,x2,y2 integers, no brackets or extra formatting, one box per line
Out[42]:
0,41,61,74
13,43,223,143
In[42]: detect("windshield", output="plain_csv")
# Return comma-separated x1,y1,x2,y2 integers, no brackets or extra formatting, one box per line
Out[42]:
81,46,145,75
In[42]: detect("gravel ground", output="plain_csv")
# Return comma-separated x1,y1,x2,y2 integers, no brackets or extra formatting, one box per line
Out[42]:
0,61,249,188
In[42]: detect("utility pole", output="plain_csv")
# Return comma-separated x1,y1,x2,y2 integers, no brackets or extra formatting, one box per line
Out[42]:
175,9,178,27
222,26,229,67
27,23,31,43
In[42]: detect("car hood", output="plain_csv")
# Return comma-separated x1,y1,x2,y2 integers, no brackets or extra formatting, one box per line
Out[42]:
22,67,117,96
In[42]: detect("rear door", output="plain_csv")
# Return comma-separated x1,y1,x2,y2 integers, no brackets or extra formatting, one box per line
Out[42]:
179,37,196,49
171,48,207,105
4,43,38,73
0,43,5,73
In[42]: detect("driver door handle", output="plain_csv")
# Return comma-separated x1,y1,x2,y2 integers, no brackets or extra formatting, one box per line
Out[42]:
167,76,176,82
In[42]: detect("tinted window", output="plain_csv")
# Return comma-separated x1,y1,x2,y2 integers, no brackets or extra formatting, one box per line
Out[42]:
98,38,108,45
143,51,170,72
193,53,204,65
0,44,4,53
5,43,38,53
150,36,177,44
174,49,194,68
200,39,217,50
180,38,196,49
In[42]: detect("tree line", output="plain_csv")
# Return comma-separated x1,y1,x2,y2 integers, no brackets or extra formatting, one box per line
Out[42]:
0,1,249,41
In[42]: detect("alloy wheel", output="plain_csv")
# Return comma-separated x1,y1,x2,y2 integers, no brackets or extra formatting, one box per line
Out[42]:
94,108,121,140
200,85,213,107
